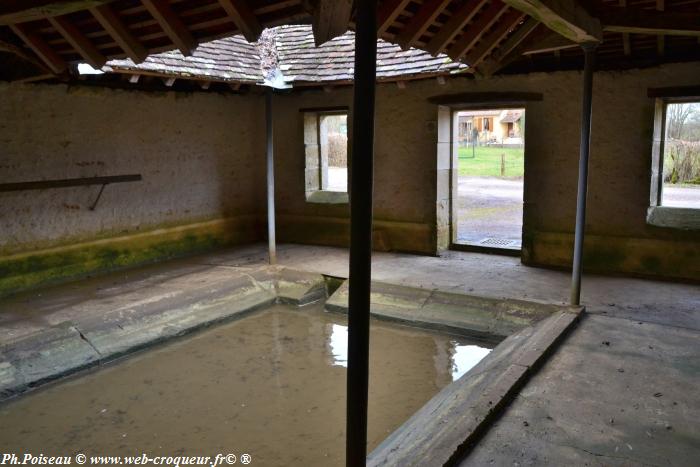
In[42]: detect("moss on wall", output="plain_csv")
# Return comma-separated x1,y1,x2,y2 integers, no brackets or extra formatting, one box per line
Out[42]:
0,216,262,298
523,230,700,281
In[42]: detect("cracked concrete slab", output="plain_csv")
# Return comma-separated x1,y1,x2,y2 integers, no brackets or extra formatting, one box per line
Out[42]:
459,314,700,467
325,279,575,339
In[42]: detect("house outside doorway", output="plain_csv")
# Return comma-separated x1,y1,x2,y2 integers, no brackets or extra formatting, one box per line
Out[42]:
452,108,525,251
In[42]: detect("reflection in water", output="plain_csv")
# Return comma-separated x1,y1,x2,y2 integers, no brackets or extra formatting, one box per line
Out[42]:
330,325,492,381
330,324,348,367
0,303,495,466
451,344,492,380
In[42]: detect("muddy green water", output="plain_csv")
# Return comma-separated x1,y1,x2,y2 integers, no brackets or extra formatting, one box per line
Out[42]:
0,303,492,466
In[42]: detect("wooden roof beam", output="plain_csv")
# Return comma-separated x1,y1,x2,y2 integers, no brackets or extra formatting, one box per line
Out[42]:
48,15,106,68
396,0,453,50
217,0,262,43
377,0,412,36
0,1,113,25
463,10,526,68
90,4,148,63
601,7,700,37
476,23,549,75
9,23,67,74
502,0,602,43
521,31,577,54
0,37,52,73
426,0,490,56
142,0,197,56
478,17,539,74
311,0,352,46
448,2,509,61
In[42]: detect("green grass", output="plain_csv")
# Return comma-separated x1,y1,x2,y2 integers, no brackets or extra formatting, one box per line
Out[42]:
458,146,524,178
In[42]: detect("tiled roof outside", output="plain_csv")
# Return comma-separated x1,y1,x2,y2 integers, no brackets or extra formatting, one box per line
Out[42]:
104,34,262,83
104,25,467,85
274,25,465,84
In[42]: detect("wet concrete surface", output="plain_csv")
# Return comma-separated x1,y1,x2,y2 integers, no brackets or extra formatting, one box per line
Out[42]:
0,244,698,465
460,314,700,467
0,304,491,466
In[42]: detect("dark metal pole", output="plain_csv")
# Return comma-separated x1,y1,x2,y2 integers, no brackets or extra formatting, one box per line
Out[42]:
570,43,597,305
346,0,377,465
266,89,277,265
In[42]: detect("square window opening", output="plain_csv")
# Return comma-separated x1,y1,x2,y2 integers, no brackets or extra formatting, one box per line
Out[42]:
659,101,700,208
303,110,348,203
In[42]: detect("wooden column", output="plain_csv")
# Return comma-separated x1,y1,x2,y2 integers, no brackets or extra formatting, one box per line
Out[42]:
346,0,377,465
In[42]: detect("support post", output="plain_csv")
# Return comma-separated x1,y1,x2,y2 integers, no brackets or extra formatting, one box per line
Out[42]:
346,0,377,466
266,90,277,265
570,43,596,305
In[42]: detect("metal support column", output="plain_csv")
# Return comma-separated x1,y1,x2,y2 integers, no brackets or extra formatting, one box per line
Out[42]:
570,43,597,305
266,90,277,265
346,0,377,466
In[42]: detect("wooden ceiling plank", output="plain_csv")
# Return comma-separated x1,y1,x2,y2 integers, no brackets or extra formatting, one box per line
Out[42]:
217,0,263,43
448,2,508,61
9,23,67,74
464,10,526,68
395,0,453,50
311,0,352,46
48,15,106,68
377,0,412,36
91,4,148,63
142,0,197,56
426,0,489,56
618,0,631,56
656,0,664,56
502,0,602,43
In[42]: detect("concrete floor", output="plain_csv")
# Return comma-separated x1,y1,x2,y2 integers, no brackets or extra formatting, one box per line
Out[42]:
456,176,523,248
1,243,698,465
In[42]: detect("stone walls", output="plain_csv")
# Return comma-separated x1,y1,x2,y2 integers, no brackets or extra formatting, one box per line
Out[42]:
2,59,699,293
272,62,700,280
0,83,264,295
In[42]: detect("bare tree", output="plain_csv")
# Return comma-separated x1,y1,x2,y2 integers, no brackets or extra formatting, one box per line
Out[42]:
667,103,699,140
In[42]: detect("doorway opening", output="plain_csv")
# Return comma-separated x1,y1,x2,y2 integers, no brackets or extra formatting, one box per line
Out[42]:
452,108,525,252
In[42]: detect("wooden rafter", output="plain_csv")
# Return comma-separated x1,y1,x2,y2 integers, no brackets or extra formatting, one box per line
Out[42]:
448,2,509,61
617,0,631,56
656,0,664,56
502,0,602,43
217,0,263,43
477,17,539,75
477,23,549,75
395,0,452,50
601,6,700,37
0,37,52,73
377,0,412,36
426,0,489,56
142,0,197,56
48,15,106,68
463,10,525,68
521,31,576,54
9,23,66,73
90,4,148,63
0,0,113,25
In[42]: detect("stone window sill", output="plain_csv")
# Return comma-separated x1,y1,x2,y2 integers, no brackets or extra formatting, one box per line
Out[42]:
646,206,700,230
306,190,349,204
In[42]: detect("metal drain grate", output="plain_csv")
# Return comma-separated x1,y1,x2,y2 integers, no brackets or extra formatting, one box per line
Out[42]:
479,237,516,246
